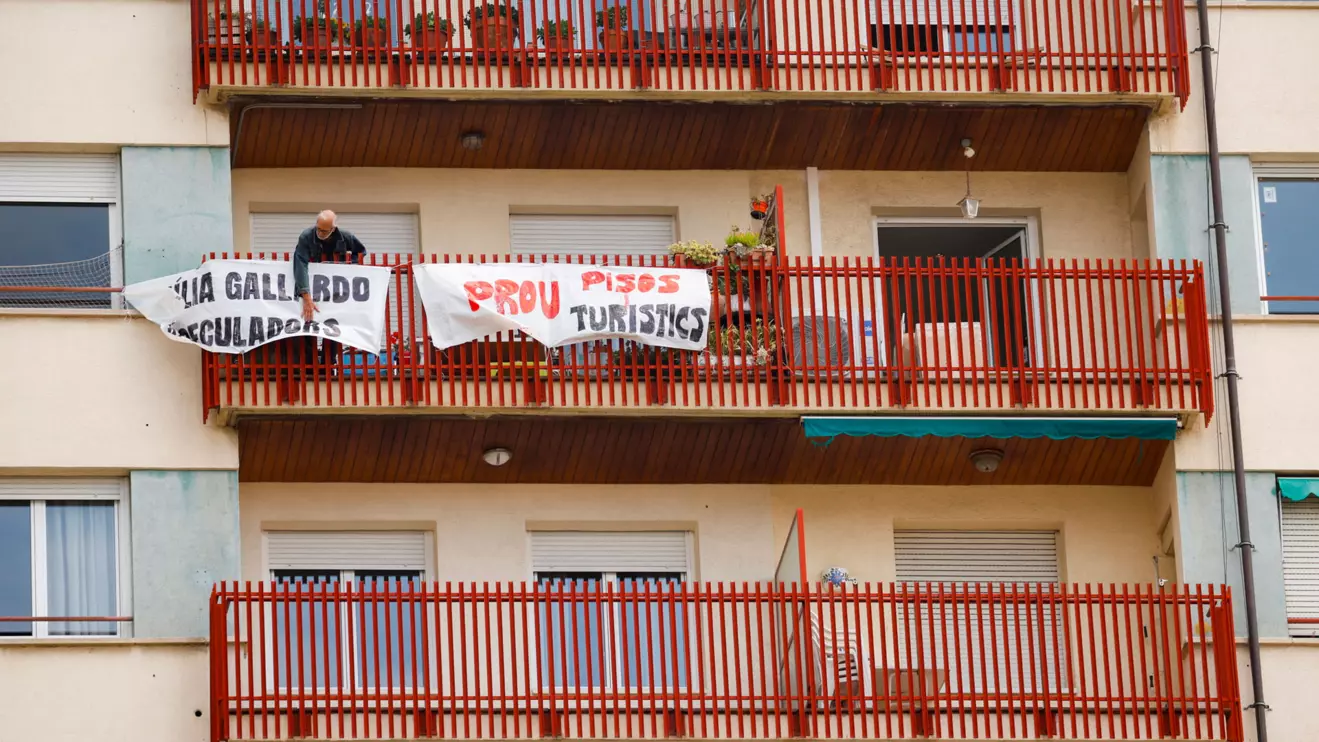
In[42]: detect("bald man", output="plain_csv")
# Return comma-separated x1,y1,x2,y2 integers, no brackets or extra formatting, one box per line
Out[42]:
293,210,367,321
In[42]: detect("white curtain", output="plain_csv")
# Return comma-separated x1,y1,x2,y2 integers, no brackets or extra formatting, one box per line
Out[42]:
46,502,117,636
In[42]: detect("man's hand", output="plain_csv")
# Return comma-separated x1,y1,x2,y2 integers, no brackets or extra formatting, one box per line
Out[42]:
300,294,319,322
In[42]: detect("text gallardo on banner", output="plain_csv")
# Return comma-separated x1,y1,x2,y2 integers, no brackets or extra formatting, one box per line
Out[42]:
123,259,393,355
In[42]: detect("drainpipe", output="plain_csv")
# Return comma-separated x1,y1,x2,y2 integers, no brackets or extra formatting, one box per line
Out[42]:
1194,1,1268,740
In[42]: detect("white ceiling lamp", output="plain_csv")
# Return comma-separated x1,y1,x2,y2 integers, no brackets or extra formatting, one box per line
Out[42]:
461,130,486,151
482,447,512,467
969,448,1004,474
958,137,981,219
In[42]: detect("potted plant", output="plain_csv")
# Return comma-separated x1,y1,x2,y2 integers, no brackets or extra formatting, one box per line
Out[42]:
750,194,771,220
709,319,777,369
294,1,340,47
466,2,521,50
595,5,631,51
405,12,454,50
667,240,720,270
536,19,576,51
209,9,247,45
726,225,773,265
247,17,281,48
352,15,389,50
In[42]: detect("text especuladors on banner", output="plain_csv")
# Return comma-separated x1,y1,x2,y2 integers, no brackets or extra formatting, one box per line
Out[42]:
412,263,713,350
122,259,394,355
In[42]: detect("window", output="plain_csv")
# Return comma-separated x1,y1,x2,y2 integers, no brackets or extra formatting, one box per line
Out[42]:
509,214,676,258
1280,499,1319,637
0,154,121,309
530,530,691,689
266,531,430,689
1256,174,1319,314
870,0,1017,53
893,529,1063,693
0,481,126,638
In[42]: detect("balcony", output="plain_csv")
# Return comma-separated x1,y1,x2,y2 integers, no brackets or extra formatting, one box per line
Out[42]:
201,254,1213,423
209,580,1242,741
193,0,1189,105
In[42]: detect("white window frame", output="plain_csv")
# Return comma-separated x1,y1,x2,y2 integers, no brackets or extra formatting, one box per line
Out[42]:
870,216,1044,368
0,479,131,639
263,530,433,693
529,530,694,693
0,156,125,310
1250,164,1319,316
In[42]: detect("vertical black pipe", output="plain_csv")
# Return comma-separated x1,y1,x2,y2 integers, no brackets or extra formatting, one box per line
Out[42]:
1194,1,1268,740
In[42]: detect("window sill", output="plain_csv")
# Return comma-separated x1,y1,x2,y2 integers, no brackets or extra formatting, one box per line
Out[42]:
0,636,206,647
0,307,139,319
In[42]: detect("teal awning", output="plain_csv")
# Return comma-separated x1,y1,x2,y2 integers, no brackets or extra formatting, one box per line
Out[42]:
802,416,1178,446
1278,478,1319,502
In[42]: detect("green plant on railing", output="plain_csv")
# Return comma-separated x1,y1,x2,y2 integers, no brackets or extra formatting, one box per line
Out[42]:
668,240,720,268
709,319,777,366
466,2,521,27
293,1,341,42
724,225,763,259
355,15,389,31
594,5,630,29
535,19,577,43
404,12,454,38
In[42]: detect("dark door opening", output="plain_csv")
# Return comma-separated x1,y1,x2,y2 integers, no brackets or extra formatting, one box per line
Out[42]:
876,224,1032,368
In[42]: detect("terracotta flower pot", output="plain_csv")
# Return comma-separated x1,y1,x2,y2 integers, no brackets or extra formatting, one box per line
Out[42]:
413,27,451,50
542,36,570,51
248,26,281,48
470,20,518,50
750,199,770,220
298,21,335,48
354,26,387,50
598,26,632,51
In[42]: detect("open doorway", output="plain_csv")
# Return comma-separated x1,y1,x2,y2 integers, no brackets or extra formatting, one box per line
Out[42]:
873,218,1038,368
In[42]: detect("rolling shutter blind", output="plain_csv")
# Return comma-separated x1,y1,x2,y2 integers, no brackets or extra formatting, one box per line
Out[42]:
870,0,1012,25
894,530,1062,693
895,530,1060,583
510,215,675,258
530,531,690,573
267,531,428,571
0,153,119,202
250,213,422,341
1282,500,1319,636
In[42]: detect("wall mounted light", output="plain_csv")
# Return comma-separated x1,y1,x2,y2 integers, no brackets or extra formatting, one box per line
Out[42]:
969,448,1004,474
482,447,512,466
958,137,981,219
461,130,486,151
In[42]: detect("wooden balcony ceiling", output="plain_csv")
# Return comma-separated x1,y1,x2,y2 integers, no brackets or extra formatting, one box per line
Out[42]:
239,415,1167,486
230,100,1149,172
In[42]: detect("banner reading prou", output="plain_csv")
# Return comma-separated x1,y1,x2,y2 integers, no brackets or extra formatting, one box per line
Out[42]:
122,259,393,355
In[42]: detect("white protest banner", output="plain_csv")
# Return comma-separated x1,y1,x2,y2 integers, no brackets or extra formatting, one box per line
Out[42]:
122,259,393,355
413,263,712,350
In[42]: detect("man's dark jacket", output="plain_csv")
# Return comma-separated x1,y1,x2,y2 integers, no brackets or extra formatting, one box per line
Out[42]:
293,226,367,297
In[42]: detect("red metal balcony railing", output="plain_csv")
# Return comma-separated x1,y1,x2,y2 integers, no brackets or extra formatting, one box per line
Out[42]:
209,581,1242,741
200,254,1213,420
192,0,1189,104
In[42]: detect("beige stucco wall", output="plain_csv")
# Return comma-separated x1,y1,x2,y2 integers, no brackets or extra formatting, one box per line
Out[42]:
0,314,237,471
772,484,1166,586
0,0,227,147
1242,642,1319,742
1176,318,1319,473
1151,5,1319,157
241,481,1165,586
233,168,1138,260
0,642,209,742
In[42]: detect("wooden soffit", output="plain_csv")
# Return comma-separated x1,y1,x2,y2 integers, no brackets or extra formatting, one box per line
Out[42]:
230,100,1149,172
238,415,1167,486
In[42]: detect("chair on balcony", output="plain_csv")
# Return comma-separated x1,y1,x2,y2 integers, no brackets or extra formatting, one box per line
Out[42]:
805,609,947,713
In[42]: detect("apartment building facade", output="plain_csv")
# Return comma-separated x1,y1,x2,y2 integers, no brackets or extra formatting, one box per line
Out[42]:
0,0,1316,741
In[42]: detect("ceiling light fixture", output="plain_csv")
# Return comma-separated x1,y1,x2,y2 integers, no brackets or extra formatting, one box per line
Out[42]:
461,130,486,151
969,448,1004,474
482,447,512,467
958,137,981,219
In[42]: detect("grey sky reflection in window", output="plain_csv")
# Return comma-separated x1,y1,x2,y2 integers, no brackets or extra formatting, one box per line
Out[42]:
0,203,112,308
